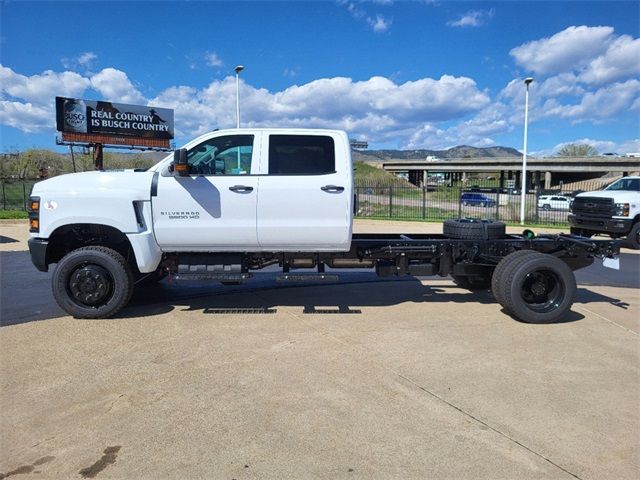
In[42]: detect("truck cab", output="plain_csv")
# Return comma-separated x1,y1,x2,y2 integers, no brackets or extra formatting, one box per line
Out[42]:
149,129,353,252
568,176,640,248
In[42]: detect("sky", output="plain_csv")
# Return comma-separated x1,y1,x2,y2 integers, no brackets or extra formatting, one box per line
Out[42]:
0,0,639,156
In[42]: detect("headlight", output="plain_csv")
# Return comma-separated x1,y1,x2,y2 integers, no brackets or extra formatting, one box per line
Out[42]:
615,203,629,216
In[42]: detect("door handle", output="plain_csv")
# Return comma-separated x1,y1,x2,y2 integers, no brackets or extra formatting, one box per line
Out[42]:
229,185,254,193
321,185,345,193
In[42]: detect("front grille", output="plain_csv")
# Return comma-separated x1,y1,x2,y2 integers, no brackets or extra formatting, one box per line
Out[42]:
571,196,615,216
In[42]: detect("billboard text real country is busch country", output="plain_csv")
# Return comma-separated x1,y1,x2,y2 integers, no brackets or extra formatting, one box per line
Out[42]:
55,97,174,140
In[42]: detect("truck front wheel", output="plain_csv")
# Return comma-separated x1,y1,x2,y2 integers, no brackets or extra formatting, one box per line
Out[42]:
52,246,134,319
625,223,640,249
494,252,576,323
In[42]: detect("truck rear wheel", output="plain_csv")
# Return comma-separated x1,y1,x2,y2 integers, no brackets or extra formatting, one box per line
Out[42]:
491,250,542,306
52,246,134,319
495,252,576,323
443,218,506,240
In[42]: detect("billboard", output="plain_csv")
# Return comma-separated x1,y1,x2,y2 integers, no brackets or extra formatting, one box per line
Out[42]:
55,97,174,146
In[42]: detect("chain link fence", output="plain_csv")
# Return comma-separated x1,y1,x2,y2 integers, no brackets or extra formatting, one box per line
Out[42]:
1,179,38,210
355,178,611,226
1,177,612,227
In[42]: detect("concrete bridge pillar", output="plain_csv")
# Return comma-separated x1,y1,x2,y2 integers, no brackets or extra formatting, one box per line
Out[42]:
544,171,552,189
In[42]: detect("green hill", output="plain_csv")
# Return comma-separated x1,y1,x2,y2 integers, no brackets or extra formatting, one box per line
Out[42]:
354,161,414,186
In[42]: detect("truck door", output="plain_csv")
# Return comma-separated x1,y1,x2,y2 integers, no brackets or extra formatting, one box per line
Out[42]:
257,133,352,251
152,133,260,250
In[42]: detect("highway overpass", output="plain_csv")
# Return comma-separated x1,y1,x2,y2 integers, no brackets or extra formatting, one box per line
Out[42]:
381,156,640,189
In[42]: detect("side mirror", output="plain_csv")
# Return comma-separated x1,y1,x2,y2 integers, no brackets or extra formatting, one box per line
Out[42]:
173,148,189,176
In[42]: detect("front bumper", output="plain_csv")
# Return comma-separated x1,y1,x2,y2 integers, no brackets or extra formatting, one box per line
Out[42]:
568,214,633,234
28,238,49,272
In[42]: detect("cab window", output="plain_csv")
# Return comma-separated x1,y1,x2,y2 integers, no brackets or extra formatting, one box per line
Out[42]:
187,135,254,175
268,135,335,175
605,178,640,191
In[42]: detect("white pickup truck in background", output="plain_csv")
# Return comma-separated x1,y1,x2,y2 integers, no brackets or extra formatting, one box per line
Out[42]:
27,128,620,323
569,176,640,249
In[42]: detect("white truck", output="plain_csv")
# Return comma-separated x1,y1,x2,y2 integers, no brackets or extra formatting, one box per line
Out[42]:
569,176,640,249
28,128,620,323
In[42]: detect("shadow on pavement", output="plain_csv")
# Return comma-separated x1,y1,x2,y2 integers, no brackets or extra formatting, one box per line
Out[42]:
1,248,634,327
113,278,605,325
0,235,19,244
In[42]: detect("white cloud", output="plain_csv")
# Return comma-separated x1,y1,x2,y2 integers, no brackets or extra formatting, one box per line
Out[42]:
77,52,97,68
617,139,640,154
549,138,640,156
62,51,98,72
148,74,489,144
90,68,146,104
340,1,392,33
541,79,640,121
283,67,299,78
204,52,223,68
447,9,494,28
552,138,616,155
367,14,391,33
406,103,510,149
0,65,90,105
0,101,53,133
510,26,613,75
578,35,640,85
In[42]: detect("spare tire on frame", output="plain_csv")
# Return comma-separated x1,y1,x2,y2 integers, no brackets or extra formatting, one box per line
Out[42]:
443,218,506,240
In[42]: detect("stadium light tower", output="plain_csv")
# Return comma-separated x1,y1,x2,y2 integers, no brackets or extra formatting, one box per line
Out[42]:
234,65,244,128
520,77,534,225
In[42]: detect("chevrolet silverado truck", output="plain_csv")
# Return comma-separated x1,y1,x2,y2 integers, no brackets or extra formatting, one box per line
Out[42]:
569,176,640,249
27,128,620,323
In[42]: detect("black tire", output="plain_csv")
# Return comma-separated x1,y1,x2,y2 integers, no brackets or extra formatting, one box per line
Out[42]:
443,218,506,240
542,204,551,211
497,253,576,323
491,250,542,306
52,246,134,319
452,275,491,290
624,222,640,249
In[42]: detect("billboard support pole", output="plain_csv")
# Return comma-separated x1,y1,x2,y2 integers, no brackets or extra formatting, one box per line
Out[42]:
93,143,104,170
69,145,77,173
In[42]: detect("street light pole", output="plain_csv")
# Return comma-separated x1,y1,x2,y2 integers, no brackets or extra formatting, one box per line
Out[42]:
234,65,244,129
520,77,533,225
234,65,245,172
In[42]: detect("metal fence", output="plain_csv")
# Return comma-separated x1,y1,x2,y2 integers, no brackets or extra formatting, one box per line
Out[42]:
1,179,38,210
1,177,612,227
355,178,611,226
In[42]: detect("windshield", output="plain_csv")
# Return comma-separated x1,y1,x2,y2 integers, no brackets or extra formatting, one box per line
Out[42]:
605,178,640,192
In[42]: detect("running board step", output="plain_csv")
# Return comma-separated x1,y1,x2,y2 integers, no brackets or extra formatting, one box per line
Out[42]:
276,273,339,282
173,273,252,281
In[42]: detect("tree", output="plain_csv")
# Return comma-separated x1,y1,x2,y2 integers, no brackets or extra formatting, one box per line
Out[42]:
557,143,599,157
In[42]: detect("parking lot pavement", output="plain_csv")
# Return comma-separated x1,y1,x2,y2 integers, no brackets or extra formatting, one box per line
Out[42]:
1,220,639,479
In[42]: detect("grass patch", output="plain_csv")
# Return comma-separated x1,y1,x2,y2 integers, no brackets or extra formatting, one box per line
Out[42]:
0,210,28,219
